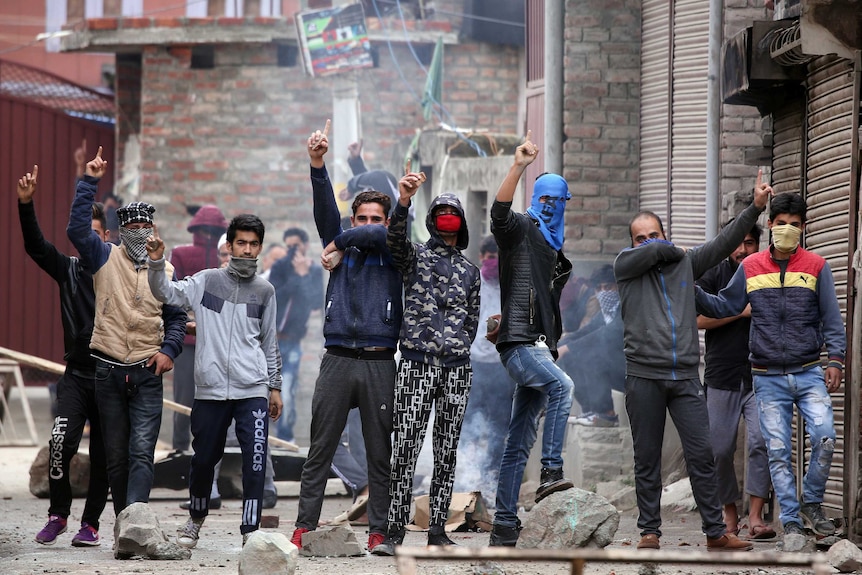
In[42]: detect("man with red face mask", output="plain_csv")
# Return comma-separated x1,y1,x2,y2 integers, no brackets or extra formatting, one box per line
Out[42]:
168,205,228,453
371,178,481,556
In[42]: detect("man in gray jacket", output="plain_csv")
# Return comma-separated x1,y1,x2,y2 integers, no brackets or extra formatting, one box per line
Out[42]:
613,176,770,553
146,214,283,548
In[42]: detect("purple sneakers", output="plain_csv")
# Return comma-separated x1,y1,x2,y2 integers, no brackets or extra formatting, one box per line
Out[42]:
71,522,100,547
35,515,67,545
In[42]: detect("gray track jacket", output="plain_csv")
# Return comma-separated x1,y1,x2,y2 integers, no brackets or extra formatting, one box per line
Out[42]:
148,258,282,400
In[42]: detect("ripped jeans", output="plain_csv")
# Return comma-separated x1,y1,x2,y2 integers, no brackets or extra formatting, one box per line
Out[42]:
753,366,835,528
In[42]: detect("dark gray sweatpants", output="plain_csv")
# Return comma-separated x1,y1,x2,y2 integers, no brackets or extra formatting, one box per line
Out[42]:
625,375,726,539
295,352,396,535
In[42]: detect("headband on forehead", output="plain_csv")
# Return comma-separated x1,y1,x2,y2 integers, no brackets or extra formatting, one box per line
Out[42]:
117,202,155,227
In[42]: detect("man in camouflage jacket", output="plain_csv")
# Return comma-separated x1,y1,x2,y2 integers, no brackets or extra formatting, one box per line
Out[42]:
372,172,481,555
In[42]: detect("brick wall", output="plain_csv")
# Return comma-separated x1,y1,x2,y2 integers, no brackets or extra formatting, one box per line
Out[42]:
721,1,771,209
562,0,642,260
117,38,519,252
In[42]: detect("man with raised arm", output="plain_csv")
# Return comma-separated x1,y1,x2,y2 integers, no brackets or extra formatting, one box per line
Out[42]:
66,147,186,516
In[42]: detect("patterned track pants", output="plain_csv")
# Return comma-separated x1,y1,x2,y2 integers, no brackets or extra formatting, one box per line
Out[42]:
388,358,472,531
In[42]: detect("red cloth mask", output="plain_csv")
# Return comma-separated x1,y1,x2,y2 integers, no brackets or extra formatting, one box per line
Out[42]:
436,214,461,233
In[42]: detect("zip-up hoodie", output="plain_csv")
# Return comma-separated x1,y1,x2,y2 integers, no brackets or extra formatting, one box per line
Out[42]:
613,202,763,380
695,245,845,375
387,195,481,367
147,258,282,400
312,165,402,350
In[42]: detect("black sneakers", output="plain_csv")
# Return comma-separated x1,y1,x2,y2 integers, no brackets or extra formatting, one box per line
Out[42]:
489,523,521,547
535,467,574,503
428,526,456,546
370,528,404,556
800,502,835,536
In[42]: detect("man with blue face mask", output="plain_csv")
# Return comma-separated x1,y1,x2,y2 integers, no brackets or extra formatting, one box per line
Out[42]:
695,191,845,545
487,131,574,547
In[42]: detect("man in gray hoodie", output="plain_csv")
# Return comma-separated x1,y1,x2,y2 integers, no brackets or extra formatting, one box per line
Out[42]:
146,214,283,548
613,178,770,553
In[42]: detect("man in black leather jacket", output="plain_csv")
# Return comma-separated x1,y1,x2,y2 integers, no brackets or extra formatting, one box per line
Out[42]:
487,132,574,547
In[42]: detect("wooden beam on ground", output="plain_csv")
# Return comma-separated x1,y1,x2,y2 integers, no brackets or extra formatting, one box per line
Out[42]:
394,547,829,575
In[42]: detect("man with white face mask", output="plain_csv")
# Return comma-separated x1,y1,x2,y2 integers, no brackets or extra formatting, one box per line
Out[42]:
67,147,187,517
696,192,845,544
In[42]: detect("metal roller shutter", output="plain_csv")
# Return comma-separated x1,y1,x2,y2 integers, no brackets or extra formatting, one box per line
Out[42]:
639,0,671,218
668,0,709,246
801,55,853,518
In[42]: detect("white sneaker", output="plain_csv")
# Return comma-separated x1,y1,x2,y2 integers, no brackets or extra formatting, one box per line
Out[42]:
177,517,205,548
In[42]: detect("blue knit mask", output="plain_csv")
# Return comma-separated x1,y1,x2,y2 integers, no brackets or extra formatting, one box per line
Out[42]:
526,174,571,251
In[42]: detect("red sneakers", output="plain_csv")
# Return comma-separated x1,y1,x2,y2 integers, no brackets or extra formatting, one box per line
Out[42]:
291,527,309,548
367,532,386,552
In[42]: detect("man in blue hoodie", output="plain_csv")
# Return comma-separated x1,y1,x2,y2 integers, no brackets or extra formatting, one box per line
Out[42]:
613,174,770,552
146,214,283,548
291,121,403,554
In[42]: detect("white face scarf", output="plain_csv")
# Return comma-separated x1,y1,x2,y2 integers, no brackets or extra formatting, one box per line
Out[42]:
119,227,152,264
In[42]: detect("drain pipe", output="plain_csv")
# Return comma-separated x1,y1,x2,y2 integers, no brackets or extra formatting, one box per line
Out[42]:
705,0,722,240
544,0,564,175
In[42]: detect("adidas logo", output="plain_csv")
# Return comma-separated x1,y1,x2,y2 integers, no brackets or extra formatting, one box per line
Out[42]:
252,408,267,472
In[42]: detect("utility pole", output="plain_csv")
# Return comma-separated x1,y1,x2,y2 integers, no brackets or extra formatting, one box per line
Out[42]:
544,0,564,175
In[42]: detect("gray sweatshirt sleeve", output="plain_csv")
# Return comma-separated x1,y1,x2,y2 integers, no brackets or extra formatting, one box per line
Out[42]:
261,288,283,390
689,203,763,279
147,256,199,310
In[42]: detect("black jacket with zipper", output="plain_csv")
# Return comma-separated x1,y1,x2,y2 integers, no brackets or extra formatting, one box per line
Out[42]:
490,199,572,357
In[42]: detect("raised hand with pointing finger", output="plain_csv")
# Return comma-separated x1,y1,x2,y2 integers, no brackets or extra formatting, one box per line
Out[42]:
308,119,331,168
397,158,426,208
17,165,38,204
85,146,108,180
146,224,166,261
753,168,772,210
514,130,539,168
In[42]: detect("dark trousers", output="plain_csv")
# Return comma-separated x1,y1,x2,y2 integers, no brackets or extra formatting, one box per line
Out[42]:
625,375,726,539
94,358,163,516
187,398,269,534
171,344,195,451
48,371,109,530
296,352,396,535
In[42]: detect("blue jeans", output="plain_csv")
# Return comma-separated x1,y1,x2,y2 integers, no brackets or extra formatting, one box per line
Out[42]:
274,339,301,442
94,358,163,515
493,344,573,528
753,367,835,527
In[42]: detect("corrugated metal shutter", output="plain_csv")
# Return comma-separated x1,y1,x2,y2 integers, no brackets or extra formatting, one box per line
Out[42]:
668,0,709,246
802,55,853,517
771,99,806,197
639,0,671,218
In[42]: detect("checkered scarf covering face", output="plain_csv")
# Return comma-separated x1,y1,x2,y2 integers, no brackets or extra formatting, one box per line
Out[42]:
117,202,155,227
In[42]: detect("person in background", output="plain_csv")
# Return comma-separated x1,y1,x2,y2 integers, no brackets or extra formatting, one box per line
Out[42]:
559,264,624,427
168,205,228,453
259,243,287,282
453,235,516,509
269,227,323,444
18,164,109,547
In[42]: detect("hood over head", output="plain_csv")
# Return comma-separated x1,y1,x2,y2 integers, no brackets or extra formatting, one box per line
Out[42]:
426,193,468,250
347,170,399,212
188,204,228,233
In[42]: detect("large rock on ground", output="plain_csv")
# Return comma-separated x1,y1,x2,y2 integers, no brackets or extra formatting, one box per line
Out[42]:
519,488,619,549
828,539,862,573
300,525,364,557
29,445,91,498
114,502,189,560
239,531,298,574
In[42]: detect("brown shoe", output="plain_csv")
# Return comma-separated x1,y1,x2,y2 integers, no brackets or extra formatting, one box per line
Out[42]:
637,533,660,549
707,532,754,552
